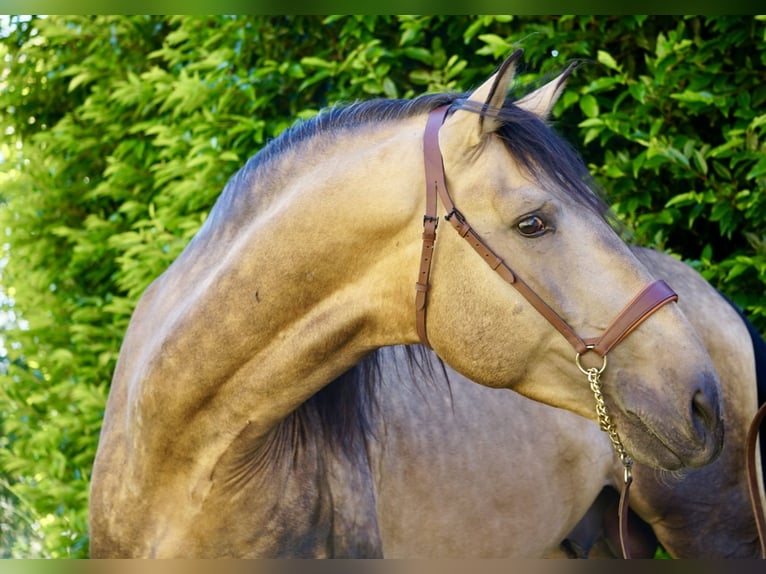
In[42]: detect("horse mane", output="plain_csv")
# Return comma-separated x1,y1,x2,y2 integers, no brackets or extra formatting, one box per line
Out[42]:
294,345,450,460
252,93,458,172
488,99,611,221
217,81,613,227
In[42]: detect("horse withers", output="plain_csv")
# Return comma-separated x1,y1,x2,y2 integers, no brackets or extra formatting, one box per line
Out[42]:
89,53,724,557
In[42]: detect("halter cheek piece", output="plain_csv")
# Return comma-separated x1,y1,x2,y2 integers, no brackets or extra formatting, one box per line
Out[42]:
416,105,679,559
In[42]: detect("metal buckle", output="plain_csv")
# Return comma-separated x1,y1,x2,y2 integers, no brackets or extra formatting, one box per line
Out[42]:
444,207,466,223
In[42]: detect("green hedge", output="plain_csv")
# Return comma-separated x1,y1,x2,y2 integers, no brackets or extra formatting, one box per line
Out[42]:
0,15,763,558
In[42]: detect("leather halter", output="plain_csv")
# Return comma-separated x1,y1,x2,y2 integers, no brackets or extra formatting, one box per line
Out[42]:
416,105,678,357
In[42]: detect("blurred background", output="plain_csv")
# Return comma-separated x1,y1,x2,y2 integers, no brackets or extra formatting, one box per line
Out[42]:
0,15,764,557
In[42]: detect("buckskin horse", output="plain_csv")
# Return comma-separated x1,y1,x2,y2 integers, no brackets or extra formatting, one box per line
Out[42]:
89,52,724,557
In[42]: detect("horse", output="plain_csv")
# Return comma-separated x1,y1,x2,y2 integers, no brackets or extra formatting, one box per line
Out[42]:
88,52,725,557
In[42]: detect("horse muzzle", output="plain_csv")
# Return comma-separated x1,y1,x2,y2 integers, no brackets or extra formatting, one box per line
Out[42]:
618,370,724,470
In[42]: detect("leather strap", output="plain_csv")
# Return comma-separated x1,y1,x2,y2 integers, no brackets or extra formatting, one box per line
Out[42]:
417,105,678,357
416,106,682,561
415,105,698,561
415,107,449,348
746,401,766,558
618,474,633,559
583,280,678,356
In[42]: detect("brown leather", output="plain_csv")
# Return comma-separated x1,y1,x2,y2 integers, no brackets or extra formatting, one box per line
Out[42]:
416,107,449,348
746,401,766,558
618,475,633,559
419,105,766,560
584,280,678,356
417,105,678,358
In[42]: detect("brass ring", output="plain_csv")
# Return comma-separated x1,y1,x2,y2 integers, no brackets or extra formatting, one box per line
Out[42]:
575,346,608,375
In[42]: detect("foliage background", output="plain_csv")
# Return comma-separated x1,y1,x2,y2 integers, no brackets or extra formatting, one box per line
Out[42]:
0,15,764,558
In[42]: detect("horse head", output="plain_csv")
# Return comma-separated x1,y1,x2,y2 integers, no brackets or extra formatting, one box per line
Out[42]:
419,52,723,471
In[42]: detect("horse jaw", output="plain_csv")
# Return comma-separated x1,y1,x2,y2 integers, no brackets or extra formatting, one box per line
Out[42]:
415,152,724,471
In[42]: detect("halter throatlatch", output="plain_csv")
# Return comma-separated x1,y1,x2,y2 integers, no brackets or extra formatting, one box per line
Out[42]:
416,104,680,559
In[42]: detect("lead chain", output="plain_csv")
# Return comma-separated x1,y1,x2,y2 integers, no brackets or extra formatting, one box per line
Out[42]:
584,366,634,481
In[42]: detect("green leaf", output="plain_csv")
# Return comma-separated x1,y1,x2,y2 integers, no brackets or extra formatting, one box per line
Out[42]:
628,81,646,104
300,56,335,69
746,157,766,180
578,118,604,128
579,94,599,118
476,33,513,58
726,261,751,281
664,146,690,167
67,71,94,92
670,90,714,105
665,191,699,208
750,114,766,131
402,47,432,64
692,149,708,175
597,50,621,72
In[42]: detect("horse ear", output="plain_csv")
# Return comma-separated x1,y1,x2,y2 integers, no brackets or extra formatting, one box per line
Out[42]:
515,61,578,120
469,49,524,131
441,50,523,147
462,49,523,136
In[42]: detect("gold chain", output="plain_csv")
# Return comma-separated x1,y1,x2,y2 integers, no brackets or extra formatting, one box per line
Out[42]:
576,350,634,482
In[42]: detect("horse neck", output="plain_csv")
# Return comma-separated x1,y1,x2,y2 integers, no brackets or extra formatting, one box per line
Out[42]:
112,119,425,469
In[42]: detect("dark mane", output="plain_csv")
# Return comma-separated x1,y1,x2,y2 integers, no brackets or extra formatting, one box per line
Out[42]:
294,345,449,461
250,92,458,174
490,100,611,220
225,84,612,224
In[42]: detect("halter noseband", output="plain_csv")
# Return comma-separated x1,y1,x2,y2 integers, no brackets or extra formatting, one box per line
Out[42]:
416,104,678,357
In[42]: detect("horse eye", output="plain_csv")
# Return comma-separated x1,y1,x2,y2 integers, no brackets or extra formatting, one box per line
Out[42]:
516,214,548,238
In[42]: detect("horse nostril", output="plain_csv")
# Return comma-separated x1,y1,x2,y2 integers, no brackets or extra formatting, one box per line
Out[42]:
690,381,723,449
